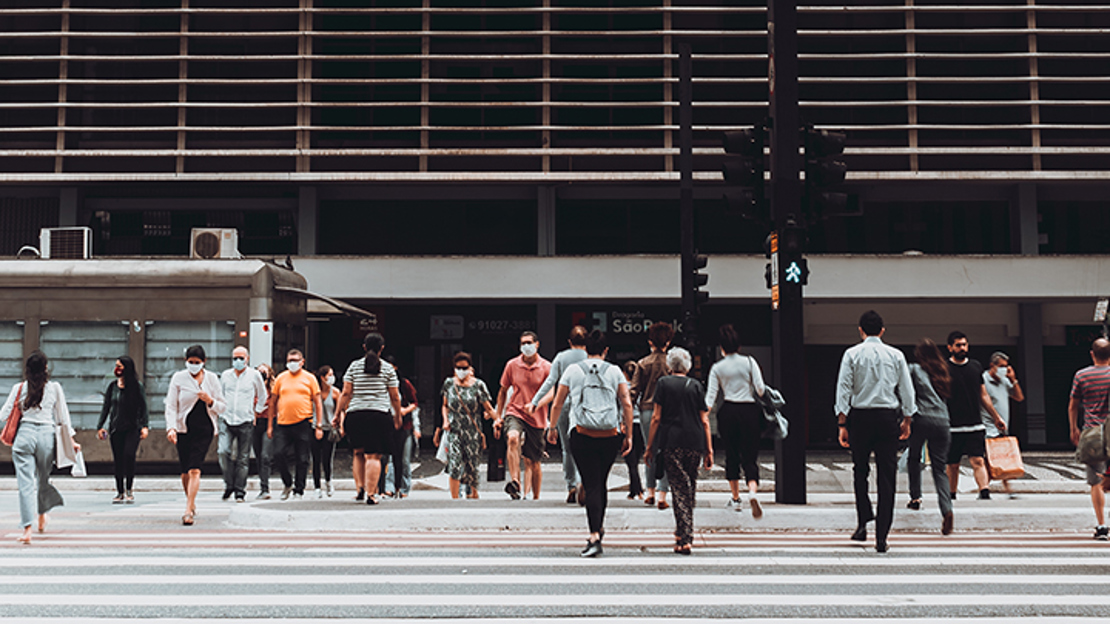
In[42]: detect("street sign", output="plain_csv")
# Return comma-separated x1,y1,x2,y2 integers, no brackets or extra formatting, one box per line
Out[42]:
1095,298,1108,323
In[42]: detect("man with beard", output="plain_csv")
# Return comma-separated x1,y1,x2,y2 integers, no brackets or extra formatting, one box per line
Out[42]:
944,331,1006,500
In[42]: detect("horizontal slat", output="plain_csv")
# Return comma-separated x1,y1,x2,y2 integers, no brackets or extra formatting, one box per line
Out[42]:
0,30,764,39
7,76,1110,86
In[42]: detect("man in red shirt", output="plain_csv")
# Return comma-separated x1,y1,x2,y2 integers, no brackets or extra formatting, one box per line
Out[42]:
1069,337,1110,541
495,331,551,500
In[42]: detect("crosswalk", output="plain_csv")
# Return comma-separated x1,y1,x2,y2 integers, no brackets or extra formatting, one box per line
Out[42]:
0,530,1107,621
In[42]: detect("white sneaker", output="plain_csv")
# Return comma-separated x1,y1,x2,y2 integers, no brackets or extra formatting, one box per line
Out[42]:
326,482,334,497
292,493,303,501
315,488,323,499
727,497,742,511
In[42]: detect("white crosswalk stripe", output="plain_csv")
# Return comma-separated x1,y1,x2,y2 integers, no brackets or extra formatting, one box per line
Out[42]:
0,531,1107,621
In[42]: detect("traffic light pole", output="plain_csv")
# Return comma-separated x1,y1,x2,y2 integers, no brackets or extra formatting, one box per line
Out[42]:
768,0,806,504
679,44,698,351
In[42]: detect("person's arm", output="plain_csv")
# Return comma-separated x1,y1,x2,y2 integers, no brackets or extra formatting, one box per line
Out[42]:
494,384,509,435
704,365,720,409
1006,368,1025,403
96,382,112,434
629,361,644,408
388,386,403,429
749,358,767,399
644,404,662,462
207,376,227,417
618,380,634,456
441,394,451,432
165,375,180,443
532,356,562,411
137,383,150,438
1069,395,1083,446
980,385,1004,431
253,371,269,416
545,383,570,445
266,379,279,439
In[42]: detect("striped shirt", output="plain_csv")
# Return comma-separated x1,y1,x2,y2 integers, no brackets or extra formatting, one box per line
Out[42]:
343,358,399,413
1071,365,1110,429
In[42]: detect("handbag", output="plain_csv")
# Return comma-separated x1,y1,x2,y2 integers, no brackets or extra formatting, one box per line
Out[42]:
326,427,341,443
70,450,88,478
985,435,1024,480
749,357,788,440
1076,389,1110,465
0,383,23,447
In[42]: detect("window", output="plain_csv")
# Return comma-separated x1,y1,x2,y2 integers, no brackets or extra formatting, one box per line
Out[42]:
144,321,236,421
39,321,131,430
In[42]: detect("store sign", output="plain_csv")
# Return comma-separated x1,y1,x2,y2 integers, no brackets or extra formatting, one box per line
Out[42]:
467,319,536,334
571,310,684,336
352,311,383,339
430,315,464,340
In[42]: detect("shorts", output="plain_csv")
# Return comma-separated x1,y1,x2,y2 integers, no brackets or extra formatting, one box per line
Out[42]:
1085,460,1108,487
505,414,545,463
948,430,986,463
345,409,394,455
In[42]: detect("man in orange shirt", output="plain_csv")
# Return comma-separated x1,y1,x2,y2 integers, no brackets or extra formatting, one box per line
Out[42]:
267,349,323,500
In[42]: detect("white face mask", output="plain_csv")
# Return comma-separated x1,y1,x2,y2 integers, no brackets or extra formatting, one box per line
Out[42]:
326,375,335,386
287,361,302,373
455,368,471,381
521,343,537,357
186,362,204,375
233,357,247,371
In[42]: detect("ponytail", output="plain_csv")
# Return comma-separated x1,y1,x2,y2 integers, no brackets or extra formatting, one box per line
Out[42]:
363,332,384,376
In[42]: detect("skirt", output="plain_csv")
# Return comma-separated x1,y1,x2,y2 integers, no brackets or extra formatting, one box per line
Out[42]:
176,401,214,473
345,409,394,455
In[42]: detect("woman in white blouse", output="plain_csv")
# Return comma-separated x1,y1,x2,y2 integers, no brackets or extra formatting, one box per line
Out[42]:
705,324,766,519
165,344,226,525
0,351,80,545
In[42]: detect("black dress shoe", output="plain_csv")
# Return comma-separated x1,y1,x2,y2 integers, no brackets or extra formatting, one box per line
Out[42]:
941,512,954,535
907,499,921,510
875,540,889,553
580,540,603,558
851,525,868,542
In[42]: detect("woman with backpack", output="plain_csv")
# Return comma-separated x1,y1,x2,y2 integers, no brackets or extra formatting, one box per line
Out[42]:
547,330,635,558
645,347,713,555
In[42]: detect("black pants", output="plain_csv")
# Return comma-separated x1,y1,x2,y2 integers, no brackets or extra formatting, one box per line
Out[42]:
274,419,312,495
311,434,336,489
718,401,762,484
848,408,901,543
624,422,645,497
110,428,141,494
907,415,953,519
251,418,273,494
570,430,623,535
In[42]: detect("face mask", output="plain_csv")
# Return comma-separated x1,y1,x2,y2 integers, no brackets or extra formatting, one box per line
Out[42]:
287,361,302,373
186,362,204,375
326,375,335,386
455,368,471,381
114,366,124,377
233,357,247,371
521,343,537,357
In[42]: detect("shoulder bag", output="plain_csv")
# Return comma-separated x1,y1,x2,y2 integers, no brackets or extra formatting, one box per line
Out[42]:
749,356,788,440
0,384,24,446
1076,387,1110,465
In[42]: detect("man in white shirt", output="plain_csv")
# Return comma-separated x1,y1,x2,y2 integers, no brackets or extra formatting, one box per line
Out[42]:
218,346,268,502
835,310,916,553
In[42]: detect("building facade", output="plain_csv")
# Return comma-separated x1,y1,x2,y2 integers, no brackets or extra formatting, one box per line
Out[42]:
2,0,1110,448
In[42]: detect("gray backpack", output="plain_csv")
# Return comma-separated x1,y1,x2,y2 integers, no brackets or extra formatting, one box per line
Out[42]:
574,360,620,430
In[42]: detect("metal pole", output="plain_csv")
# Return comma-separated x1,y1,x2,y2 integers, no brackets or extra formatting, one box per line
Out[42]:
679,44,697,351
768,0,806,504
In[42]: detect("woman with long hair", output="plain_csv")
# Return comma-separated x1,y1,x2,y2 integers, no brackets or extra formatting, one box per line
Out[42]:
442,351,495,499
1,351,80,544
96,355,149,503
165,344,225,526
705,323,766,519
906,337,955,535
311,365,341,498
336,333,403,505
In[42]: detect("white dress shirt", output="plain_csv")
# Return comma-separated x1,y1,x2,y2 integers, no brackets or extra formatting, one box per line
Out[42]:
219,367,268,427
834,336,917,418
164,369,226,433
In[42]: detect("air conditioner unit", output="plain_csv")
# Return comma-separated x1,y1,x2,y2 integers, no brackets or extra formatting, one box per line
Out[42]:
40,227,92,259
190,228,240,259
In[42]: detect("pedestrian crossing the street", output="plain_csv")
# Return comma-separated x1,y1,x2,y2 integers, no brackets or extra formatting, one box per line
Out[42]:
0,529,1108,621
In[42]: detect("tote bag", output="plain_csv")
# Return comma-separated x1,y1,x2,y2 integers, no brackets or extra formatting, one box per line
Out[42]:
986,436,1025,481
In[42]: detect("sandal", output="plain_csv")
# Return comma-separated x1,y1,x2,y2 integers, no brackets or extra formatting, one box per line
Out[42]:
644,496,655,506
366,496,378,505
182,513,195,526
657,500,670,511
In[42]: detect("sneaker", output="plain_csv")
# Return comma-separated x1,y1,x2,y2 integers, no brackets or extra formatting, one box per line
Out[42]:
235,495,245,503
315,488,323,499
1008,492,1020,500
1095,525,1109,541
280,487,292,501
326,481,334,497
256,491,271,500
222,489,233,501
505,480,521,501
292,493,303,501
750,497,763,520
580,539,603,558
727,497,742,511
978,489,991,500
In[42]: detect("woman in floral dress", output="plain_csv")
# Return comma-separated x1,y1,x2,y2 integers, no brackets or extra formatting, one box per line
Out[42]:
440,351,495,499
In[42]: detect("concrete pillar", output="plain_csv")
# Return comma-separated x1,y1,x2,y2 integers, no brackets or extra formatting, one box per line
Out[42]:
1013,183,1046,445
298,185,318,256
537,303,557,361
537,186,556,257
59,187,78,226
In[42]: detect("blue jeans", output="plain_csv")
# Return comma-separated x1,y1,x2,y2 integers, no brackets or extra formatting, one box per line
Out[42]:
641,409,668,492
12,422,64,528
251,419,273,494
384,431,415,495
557,406,580,490
218,420,253,498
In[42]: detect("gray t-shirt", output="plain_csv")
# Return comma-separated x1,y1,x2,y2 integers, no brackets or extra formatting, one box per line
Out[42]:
981,368,1018,437
533,347,588,420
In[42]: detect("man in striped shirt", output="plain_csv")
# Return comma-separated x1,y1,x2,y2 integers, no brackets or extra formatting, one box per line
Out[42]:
1068,337,1110,541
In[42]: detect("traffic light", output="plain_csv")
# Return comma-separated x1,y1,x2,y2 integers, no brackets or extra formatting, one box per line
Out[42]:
691,253,709,305
778,218,809,287
803,126,848,223
721,124,767,223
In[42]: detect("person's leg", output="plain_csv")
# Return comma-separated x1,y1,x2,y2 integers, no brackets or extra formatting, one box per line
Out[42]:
398,432,413,495
557,410,579,492
719,405,743,501
625,422,644,497
185,468,201,515
906,424,925,504
1092,485,1106,526
323,439,336,490
594,435,623,531
364,452,382,501
251,420,273,496
969,456,990,492
392,429,406,494
663,448,694,547
924,419,953,520
873,412,900,546
352,451,365,496
571,432,604,537
848,412,877,530
506,428,522,489
110,430,127,495
272,424,293,490
641,409,658,499
449,477,461,499
233,423,251,498
12,430,38,530
216,419,234,497
294,420,313,495
739,406,762,500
